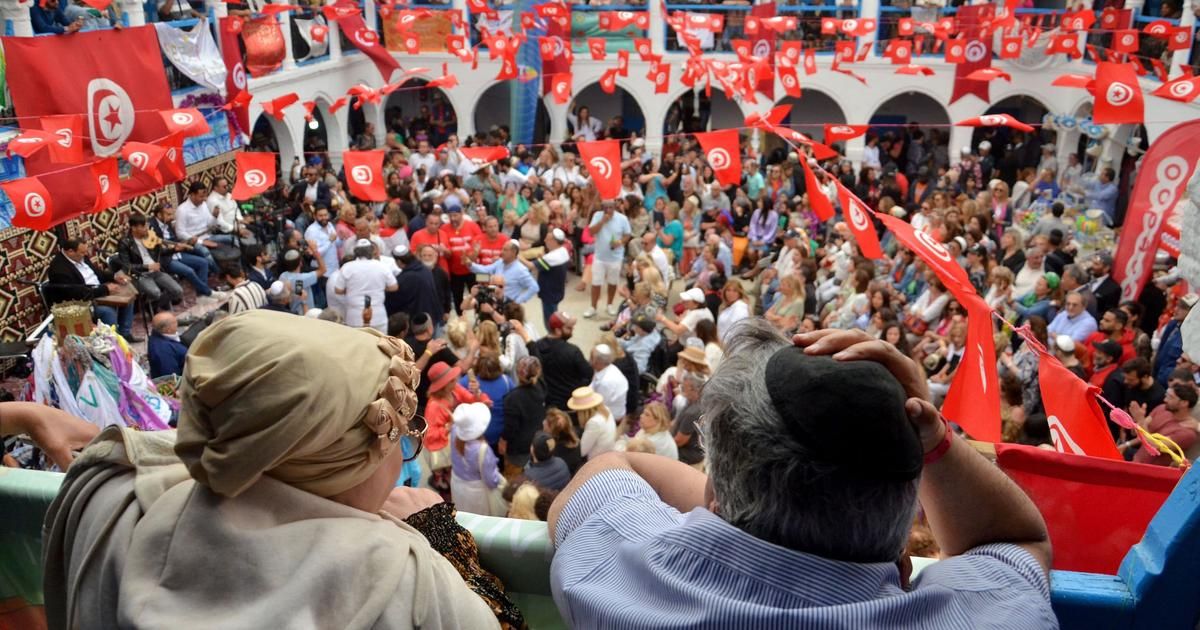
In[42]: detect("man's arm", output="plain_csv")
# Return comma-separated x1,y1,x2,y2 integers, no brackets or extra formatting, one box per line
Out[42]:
795,329,1052,574
514,269,538,304
548,452,707,544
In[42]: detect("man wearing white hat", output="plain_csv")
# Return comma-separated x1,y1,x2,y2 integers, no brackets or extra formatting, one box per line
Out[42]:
333,238,398,331
527,228,571,326
469,240,539,305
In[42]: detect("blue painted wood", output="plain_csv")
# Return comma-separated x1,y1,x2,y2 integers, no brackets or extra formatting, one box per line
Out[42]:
1050,571,1135,630
1119,464,1200,628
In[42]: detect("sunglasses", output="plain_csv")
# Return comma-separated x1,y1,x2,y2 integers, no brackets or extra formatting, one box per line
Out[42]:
401,414,428,462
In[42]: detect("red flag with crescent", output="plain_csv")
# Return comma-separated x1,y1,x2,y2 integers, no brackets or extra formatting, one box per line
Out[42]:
343,150,388,201
695,130,742,187
949,4,993,104
233,151,277,201
577,140,622,200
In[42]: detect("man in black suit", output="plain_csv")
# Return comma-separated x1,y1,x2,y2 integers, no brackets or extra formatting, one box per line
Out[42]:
116,214,184,312
288,166,332,210
387,245,444,324
47,238,138,341
1089,251,1122,316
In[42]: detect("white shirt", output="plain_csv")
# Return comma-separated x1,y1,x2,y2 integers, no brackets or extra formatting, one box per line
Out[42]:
408,151,437,175
333,258,397,330
72,258,100,286
1014,264,1044,298
552,164,588,188
567,114,603,142
648,245,672,284
861,144,881,170
590,364,629,419
206,192,241,234
717,300,749,342
579,411,617,460
174,199,214,241
679,306,715,338
304,182,320,203
342,235,389,260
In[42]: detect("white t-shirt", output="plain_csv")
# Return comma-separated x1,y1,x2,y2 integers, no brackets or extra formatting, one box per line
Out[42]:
408,151,437,175
333,258,397,330
717,300,749,342
679,306,714,337
589,211,632,265
649,245,672,283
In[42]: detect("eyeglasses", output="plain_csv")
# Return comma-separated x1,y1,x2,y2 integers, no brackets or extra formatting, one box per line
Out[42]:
401,414,428,462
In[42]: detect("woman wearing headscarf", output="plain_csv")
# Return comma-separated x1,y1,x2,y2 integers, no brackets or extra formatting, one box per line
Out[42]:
42,311,521,628
450,402,506,516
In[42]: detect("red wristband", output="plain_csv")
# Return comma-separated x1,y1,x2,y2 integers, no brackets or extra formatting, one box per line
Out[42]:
923,416,953,465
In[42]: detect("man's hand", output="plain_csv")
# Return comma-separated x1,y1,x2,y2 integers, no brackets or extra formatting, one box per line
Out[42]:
2,403,100,470
114,272,131,285
427,338,448,354
382,487,444,519
793,329,930,402
147,262,161,273
362,306,373,325
1129,401,1148,427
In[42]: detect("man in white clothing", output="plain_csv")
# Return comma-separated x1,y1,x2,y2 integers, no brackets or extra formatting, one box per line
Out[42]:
333,239,398,331
642,231,673,285
408,140,437,175
173,181,221,274
206,177,254,244
552,152,588,188
1013,248,1046,298
585,200,632,318
590,344,629,421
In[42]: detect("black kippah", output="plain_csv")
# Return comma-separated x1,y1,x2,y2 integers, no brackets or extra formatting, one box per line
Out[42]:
764,347,923,482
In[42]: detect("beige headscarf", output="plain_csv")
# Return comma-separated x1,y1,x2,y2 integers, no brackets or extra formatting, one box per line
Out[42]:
175,310,420,498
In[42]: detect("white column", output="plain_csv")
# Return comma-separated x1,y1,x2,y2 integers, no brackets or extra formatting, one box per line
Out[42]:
327,0,342,60
1171,0,1195,76
546,98,568,146
364,0,376,32
858,0,881,61
2,0,35,34
278,0,296,69
118,0,147,26
649,0,665,55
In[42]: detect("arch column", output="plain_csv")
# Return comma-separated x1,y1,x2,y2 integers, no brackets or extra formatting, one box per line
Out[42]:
546,97,569,146
318,99,348,169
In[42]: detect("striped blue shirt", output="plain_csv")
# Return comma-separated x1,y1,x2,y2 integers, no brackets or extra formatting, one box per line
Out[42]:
551,470,1057,629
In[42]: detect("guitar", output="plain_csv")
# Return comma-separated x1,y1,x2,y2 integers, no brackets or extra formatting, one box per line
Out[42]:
141,230,186,251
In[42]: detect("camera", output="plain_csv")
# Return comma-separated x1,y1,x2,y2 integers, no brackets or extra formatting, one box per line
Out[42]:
474,283,505,312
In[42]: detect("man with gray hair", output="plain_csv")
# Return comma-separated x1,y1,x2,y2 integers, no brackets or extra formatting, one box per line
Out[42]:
589,343,628,422
549,320,1054,627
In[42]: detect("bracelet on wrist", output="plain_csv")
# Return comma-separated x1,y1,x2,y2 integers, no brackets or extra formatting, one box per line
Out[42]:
923,416,954,466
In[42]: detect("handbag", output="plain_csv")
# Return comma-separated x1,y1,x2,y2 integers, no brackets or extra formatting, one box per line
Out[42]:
476,442,509,517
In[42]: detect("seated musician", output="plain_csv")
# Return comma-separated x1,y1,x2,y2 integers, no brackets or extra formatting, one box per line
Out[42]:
150,204,221,299
46,238,139,343
116,214,184,313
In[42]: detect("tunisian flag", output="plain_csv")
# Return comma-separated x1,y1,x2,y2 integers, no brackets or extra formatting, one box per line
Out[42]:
1038,350,1122,460
90,158,122,213
695,130,742,187
824,124,868,143
1,177,55,231
800,159,834,221
876,211,974,292
833,181,882,259
2,26,172,225
949,4,994,104
233,152,277,201
995,443,1181,573
219,18,251,138
1113,119,1200,301
1093,62,1145,124
343,150,387,201
748,2,777,99
941,294,1002,442
578,140,622,201
332,0,399,82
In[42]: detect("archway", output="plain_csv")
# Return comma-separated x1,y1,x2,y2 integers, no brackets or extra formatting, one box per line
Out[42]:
664,88,743,135
249,113,294,177
773,90,847,144
473,82,551,146
568,83,646,141
868,91,952,171
971,94,1052,183
384,79,459,148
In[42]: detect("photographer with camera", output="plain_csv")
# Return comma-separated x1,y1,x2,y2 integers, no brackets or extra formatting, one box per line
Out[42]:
468,240,538,306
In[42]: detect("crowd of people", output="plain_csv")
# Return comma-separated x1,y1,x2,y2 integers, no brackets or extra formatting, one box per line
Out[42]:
10,97,1200,625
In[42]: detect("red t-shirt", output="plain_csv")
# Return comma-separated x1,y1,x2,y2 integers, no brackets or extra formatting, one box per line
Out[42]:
477,232,510,267
441,220,483,276
409,228,449,274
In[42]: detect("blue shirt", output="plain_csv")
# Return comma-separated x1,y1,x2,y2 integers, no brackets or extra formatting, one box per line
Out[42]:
1084,177,1119,224
619,330,661,373
1047,310,1098,344
470,259,538,304
588,211,632,265
552,470,1056,630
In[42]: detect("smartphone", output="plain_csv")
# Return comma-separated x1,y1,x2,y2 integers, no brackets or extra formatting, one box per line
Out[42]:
294,281,303,295
364,296,371,309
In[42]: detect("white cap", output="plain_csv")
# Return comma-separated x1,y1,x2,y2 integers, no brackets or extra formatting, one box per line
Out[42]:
355,238,372,249
304,308,323,318
960,146,972,155
551,227,566,242
392,244,410,258
594,344,613,360
979,140,992,151
680,287,706,303
1054,334,1075,354
452,402,491,442
508,239,522,250
268,280,286,296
